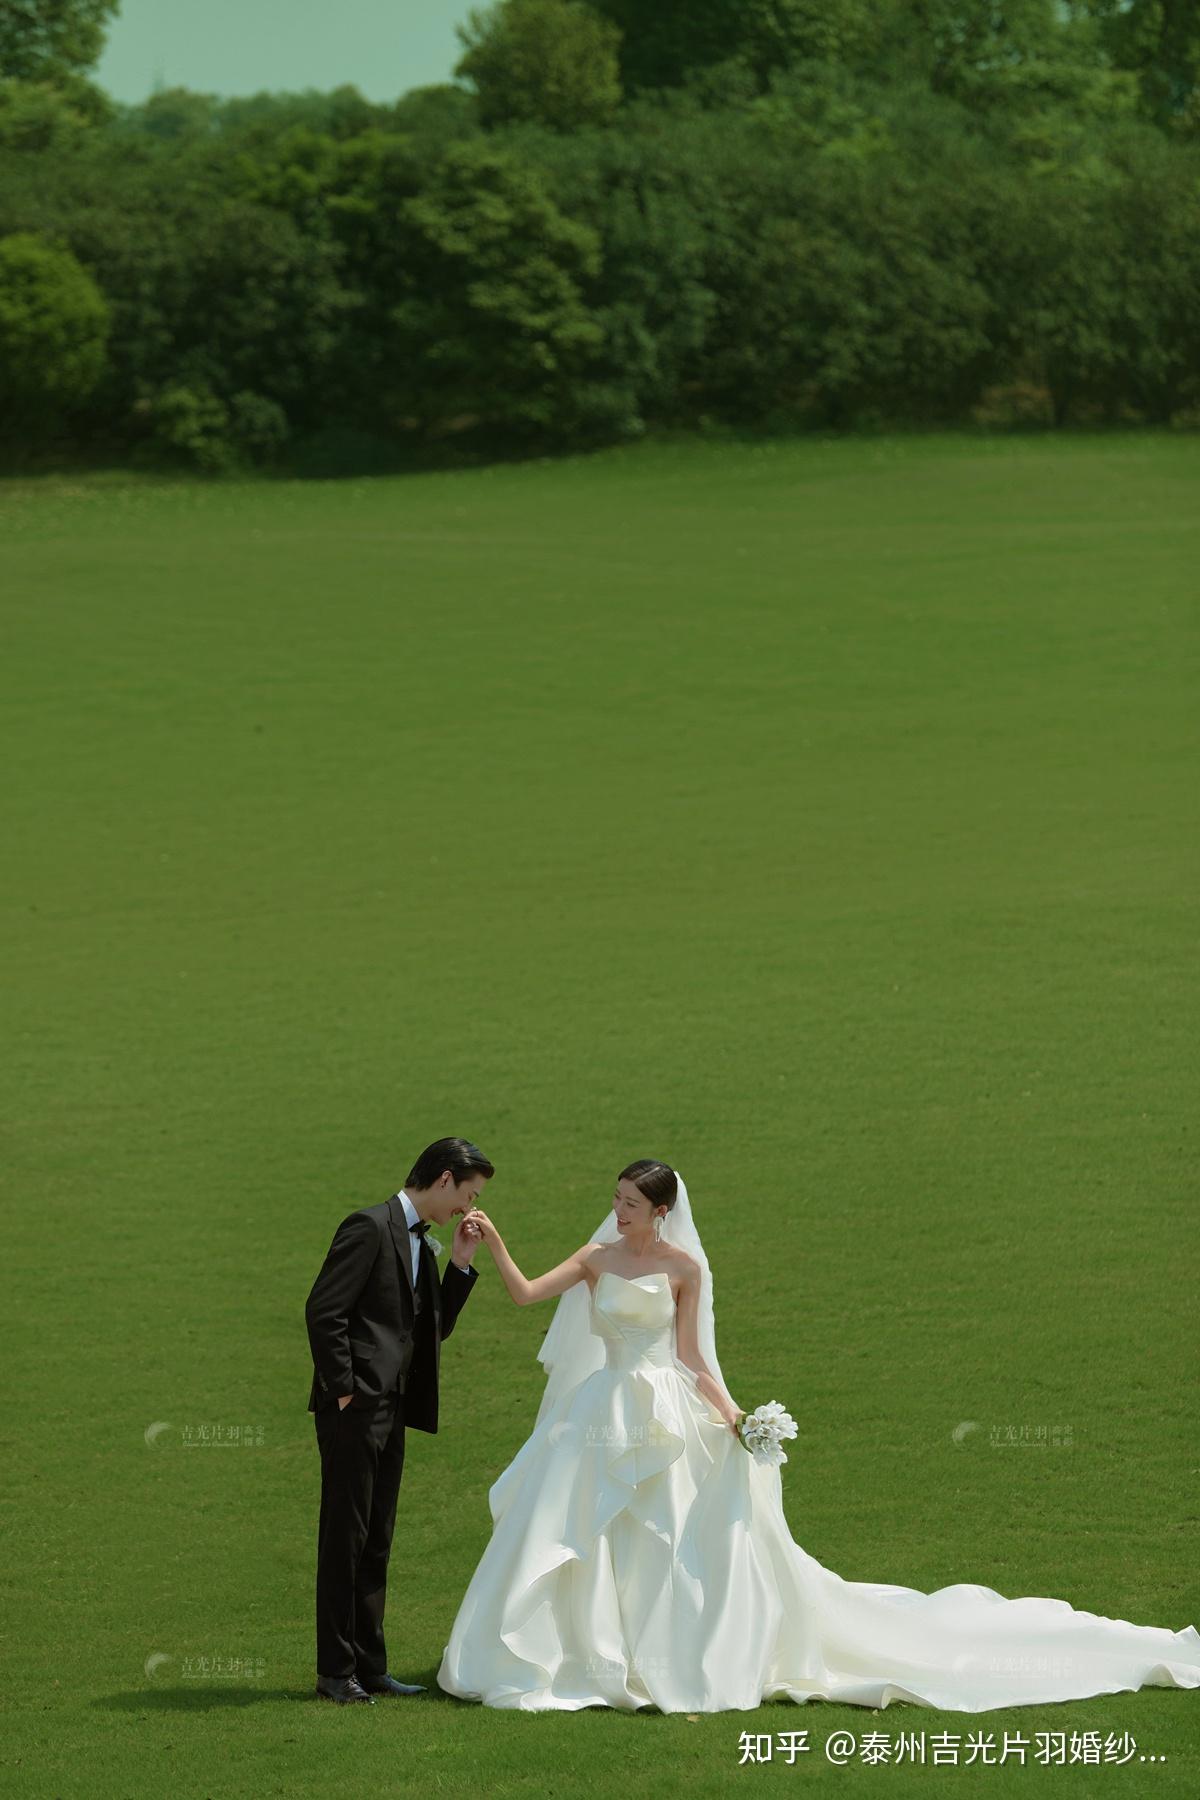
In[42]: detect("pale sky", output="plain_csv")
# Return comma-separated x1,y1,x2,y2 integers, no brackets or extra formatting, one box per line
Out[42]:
95,0,481,105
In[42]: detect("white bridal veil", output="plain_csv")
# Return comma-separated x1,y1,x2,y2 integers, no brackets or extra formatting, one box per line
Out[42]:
532,1169,735,1427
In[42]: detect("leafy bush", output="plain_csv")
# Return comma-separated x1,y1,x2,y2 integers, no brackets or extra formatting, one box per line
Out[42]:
131,381,289,473
0,230,109,441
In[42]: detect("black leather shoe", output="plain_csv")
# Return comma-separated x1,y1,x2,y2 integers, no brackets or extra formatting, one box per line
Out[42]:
359,1671,427,1696
315,1673,374,1704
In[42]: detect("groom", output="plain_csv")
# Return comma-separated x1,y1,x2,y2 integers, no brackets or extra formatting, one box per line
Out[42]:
305,1136,493,1704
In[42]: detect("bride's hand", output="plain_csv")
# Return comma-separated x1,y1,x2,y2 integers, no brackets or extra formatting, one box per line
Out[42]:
723,1406,746,1437
463,1207,498,1246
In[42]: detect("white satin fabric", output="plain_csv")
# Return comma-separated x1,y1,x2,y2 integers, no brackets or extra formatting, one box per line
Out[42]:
436,1270,1200,1714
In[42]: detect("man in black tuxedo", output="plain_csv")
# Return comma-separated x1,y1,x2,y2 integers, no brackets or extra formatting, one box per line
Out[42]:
305,1136,493,1704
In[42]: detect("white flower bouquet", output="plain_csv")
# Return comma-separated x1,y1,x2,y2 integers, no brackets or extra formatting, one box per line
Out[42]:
735,1401,798,1466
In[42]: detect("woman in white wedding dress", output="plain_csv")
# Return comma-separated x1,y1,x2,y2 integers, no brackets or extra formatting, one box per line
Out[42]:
436,1160,1200,1715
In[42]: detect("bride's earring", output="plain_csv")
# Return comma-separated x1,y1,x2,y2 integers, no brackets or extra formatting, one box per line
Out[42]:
654,1215,663,1243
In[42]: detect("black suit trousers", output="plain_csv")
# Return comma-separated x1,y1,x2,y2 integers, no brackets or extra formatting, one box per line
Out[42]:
314,1390,407,1680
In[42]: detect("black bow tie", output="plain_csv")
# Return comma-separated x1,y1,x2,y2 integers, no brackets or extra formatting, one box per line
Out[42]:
409,1218,430,1236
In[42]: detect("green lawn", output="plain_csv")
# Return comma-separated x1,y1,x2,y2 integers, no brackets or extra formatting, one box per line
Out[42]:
2,429,1197,1798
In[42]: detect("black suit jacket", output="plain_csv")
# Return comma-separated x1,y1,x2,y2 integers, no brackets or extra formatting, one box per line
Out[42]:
305,1192,479,1433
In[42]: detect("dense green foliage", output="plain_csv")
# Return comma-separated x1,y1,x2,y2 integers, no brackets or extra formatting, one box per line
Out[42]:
0,228,110,434
455,0,623,130
0,0,1198,473
0,0,119,85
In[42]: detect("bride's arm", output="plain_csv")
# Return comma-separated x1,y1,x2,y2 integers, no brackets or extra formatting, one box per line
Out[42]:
461,1209,596,1307
674,1260,743,1431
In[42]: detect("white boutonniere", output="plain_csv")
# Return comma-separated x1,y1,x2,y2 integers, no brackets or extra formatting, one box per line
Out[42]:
425,1235,443,1259
736,1400,799,1466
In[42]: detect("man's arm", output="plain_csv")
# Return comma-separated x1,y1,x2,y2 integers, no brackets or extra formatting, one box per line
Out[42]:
305,1211,379,1400
438,1256,478,1341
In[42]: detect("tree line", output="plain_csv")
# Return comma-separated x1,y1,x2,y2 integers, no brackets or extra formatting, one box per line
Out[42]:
1,0,1198,475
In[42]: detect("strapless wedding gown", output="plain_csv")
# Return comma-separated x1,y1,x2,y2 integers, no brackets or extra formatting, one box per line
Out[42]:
436,1270,1200,1713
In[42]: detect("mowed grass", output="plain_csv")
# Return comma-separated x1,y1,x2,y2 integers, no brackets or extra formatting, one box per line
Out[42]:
1,429,1197,1799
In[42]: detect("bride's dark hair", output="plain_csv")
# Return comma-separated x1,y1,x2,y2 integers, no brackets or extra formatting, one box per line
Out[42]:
618,1159,677,1211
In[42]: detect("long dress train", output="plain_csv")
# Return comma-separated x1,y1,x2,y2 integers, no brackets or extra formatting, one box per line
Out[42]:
436,1270,1200,1713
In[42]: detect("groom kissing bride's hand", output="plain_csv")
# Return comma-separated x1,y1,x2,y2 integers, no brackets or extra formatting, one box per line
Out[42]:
455,1208,488,1254
460,1206,493,1244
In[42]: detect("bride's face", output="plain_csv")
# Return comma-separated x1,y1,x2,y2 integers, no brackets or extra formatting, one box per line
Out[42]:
613,1179,661,1238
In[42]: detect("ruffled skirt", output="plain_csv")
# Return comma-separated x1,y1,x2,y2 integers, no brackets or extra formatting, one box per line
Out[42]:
436,1365,1200,1714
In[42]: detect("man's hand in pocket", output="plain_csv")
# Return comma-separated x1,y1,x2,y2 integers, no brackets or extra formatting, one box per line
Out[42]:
337,1394,353,1411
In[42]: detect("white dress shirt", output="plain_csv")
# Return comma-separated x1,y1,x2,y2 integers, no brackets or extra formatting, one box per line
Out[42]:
398,1188,474,1288
398,1188,425,1293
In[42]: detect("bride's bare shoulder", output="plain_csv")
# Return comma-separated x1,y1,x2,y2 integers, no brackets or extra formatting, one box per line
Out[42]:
664,1246,701,1285
579,1243,612,1289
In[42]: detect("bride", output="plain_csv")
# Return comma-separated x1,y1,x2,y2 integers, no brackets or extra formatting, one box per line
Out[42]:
436,1159,1200,1714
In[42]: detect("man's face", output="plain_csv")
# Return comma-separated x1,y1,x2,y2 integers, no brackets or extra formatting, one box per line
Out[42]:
437,1170,487,1222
